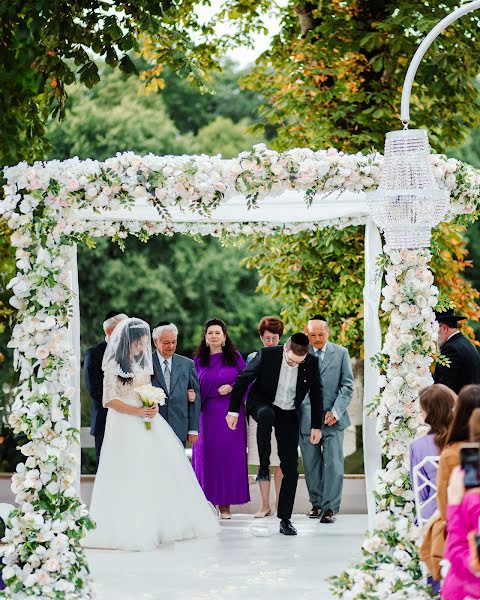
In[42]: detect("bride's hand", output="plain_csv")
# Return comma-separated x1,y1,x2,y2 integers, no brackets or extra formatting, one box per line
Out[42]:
218,384,233,396
147,404,159,418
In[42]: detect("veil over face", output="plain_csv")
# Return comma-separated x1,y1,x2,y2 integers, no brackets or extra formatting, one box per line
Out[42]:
102,317,153,378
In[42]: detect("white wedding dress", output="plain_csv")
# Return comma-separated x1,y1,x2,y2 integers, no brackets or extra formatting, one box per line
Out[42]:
84,367,219,551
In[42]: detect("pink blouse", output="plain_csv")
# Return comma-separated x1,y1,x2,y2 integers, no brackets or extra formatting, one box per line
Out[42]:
442,491,480,600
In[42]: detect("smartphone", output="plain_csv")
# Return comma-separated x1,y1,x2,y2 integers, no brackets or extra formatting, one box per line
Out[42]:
460,443,480,489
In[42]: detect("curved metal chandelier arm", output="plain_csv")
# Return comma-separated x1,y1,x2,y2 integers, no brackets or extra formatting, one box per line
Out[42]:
401,0,480,126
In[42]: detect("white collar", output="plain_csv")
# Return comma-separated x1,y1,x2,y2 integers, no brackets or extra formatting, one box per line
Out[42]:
157,351,172,367
447,331,460,342
313,342,328,354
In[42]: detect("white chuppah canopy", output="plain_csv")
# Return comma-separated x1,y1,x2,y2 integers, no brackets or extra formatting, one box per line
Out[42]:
3,145,479,597
70,187,382,525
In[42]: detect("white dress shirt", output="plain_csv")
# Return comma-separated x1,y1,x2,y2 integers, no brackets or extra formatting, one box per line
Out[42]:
273,354,298,410
157,352,172,379
228,352,299,417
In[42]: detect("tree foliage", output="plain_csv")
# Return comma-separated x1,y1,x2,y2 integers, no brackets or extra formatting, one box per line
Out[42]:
242,1,480,152
243,227,365,355
0,0,227,166
158,61,266,135
236,0,480,353
46,66,263,161
78,235,278,356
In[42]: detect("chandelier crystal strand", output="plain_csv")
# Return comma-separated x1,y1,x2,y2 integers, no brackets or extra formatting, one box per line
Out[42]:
368,129,450,249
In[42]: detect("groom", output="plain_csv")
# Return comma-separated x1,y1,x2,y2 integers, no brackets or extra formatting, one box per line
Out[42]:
227,333,323,535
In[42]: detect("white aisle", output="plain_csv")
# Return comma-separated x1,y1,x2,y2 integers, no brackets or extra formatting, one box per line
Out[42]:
86,514,367,600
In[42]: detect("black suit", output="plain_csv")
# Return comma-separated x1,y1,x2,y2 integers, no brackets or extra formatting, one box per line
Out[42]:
230,345,323,520
84,340,107,467
433,331,480,394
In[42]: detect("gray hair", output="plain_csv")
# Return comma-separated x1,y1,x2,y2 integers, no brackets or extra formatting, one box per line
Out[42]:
103,313,129,333
152,323,179,341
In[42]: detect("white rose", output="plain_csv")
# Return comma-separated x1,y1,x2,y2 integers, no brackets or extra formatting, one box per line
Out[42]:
35,347,49,360
415,295,427,309
44,558,60,572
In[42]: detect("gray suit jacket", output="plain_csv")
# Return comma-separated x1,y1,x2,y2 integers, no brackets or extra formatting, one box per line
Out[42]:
152,352,201,442
299,342,354,434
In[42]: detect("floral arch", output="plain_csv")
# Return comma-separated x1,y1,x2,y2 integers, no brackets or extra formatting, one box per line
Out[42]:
1,143,480,597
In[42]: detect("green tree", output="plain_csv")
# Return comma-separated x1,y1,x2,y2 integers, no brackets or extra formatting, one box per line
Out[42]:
158,61,266,135
78,235,278,356
237,0,480,354
242,1,480,152
46,69,181,160
0,0,226,166
186,116,263,159
244,226,365,355
46,67,265,160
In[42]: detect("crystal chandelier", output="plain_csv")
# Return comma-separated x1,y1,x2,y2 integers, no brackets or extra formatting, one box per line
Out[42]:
367,129,449,249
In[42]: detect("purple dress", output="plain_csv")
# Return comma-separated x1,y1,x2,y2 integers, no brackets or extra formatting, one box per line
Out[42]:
409,432,440,522
192,352,250,505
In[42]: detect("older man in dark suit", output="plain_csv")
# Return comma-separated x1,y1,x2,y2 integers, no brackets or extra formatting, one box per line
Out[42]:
228,333,323,536
84,311,128,467
433,308,480,394
152,321,201,446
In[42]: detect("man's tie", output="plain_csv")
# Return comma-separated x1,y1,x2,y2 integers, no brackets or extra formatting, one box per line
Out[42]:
163,359,171,393
316,349,324,365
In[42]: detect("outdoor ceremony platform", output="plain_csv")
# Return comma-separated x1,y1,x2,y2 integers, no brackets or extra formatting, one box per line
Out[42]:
86,513,367,600
0,473,368,514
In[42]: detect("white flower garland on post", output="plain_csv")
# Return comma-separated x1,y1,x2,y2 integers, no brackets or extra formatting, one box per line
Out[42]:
1,146,479,597
330,248,438,598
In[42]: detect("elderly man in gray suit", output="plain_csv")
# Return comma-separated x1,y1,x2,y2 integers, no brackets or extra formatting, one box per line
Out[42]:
299,315,354,523
152,321,201,446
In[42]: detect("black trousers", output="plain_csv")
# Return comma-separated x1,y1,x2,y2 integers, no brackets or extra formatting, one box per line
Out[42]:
251,403,299,521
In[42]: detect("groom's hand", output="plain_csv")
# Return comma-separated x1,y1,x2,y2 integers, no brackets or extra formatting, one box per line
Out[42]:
310,428,322,444
225,414,238,430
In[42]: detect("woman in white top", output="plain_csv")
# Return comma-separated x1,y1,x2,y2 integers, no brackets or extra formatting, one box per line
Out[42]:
247,316,284,518
84,318,219,551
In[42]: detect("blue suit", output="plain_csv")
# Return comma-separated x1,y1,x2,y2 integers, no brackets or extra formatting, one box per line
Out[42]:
152,352,201,444
299,342,354,513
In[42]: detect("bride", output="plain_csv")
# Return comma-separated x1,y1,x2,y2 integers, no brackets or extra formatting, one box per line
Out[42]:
84,317,219,550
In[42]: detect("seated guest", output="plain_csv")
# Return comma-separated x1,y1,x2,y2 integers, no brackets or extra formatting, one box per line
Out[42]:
421,384,480,582
441,408,480,600
246,316,284,518
410,384,456,523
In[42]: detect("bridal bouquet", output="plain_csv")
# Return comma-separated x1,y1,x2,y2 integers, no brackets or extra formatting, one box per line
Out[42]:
134,384,166,430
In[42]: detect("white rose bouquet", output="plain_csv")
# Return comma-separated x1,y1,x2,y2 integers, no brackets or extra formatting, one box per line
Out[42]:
134,384,166,430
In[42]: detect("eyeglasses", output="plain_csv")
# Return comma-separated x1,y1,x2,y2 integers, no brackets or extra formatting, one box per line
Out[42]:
284,349,306,367
262,335,280,344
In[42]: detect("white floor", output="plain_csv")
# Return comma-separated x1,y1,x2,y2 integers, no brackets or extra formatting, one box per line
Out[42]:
86,514,367,600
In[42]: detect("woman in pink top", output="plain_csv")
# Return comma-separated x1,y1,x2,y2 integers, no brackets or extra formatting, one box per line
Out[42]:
442,408,480,600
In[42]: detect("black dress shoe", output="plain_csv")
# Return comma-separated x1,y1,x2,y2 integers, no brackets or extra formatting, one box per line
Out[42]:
320,509,335,524
256,468,271,482
279,519,297,535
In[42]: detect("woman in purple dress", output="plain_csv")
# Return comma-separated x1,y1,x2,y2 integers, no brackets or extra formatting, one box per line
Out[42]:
409,383,456,522
192,318,250,519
